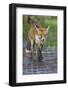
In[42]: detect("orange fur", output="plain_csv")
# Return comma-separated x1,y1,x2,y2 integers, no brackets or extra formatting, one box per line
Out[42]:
28,26,48,42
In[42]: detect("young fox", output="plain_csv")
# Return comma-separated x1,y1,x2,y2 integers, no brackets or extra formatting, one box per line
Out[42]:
25,24,49,58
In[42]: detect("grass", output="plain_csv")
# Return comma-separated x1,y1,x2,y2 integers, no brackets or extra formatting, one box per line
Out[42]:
23,16,57,47
44,17,57,47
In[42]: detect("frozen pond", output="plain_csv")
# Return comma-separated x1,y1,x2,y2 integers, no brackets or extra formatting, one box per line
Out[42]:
23,41,57,75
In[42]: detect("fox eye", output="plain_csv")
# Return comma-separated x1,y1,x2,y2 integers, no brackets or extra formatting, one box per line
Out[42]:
44,35,46,37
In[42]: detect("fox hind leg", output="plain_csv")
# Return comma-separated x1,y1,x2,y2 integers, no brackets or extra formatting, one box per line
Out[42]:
25,40,33,58
26,40,31,50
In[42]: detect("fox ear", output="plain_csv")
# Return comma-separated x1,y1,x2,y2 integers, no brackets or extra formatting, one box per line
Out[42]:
35,25,40,32
45,26,49,34
46,26,49,32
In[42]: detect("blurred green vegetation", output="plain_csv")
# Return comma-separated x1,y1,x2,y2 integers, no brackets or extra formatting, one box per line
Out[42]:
23,15,57,47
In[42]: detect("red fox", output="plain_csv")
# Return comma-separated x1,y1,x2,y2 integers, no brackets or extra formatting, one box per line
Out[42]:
25,24,49,59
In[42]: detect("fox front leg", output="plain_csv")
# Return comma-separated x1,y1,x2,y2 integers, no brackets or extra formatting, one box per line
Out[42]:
37,48,43,61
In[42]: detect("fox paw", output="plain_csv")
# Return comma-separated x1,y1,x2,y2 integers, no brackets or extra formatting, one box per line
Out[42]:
25,49,32,58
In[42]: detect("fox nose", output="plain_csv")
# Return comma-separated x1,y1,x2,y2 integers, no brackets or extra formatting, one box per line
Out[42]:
42,39,44,42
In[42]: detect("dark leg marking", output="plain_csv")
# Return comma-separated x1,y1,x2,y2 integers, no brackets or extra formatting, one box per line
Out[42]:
37,48,43,61
26,40,31,51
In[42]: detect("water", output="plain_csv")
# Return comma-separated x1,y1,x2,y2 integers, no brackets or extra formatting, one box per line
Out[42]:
23,41,57,75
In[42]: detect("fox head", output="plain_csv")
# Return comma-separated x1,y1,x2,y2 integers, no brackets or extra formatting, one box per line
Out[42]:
34,25,49,47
